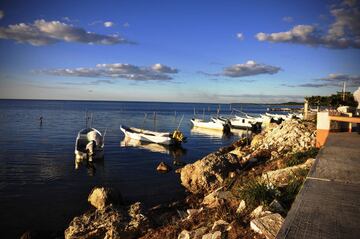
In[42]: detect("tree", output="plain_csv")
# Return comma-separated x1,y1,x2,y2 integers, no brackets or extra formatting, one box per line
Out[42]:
305,92,357,108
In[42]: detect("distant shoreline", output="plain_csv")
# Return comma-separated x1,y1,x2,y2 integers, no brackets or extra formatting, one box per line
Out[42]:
0,98,304,106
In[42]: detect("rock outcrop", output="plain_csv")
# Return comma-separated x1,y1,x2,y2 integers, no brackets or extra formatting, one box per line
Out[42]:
65,188,150,239
251,119,316,155
180,152,240,194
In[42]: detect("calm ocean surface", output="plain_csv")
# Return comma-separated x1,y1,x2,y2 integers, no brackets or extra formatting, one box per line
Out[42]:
0,99,281,237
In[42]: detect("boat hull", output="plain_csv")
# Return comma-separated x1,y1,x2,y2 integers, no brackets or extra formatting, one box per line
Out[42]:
191,119,224,130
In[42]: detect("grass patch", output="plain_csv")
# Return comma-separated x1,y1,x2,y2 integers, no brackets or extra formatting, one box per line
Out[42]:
286,147,319,167
238,179,280,207
278,178,304,210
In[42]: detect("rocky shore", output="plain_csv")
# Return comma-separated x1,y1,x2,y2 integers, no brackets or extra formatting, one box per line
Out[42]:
40,119,317,239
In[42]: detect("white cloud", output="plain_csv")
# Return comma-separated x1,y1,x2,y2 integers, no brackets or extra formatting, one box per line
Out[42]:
36,63,179,81
0,19,133,46
236,32,244,40
283,73,360,88
319,73,360,87
256,1,360,49
151,63,178,73
216,93,304,103
0,10,4,20
282,16,293,23
104,21,114,28
123,22,130,28
223,60,281,78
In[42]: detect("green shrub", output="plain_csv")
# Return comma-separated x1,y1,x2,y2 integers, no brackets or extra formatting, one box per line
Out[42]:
238,179,280,207
286,147,319,167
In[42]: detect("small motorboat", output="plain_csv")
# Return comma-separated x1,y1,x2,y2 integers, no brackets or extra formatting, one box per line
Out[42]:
120,125,185,145
75,128,105,162
191,117,231,133
230,115,257,130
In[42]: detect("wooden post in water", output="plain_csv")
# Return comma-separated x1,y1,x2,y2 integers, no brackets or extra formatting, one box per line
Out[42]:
153,112,157,131
203,108,205,120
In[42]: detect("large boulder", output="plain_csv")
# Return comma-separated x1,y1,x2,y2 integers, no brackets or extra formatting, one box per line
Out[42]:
65,203,150,239
180,152,241,194
88,187,123,210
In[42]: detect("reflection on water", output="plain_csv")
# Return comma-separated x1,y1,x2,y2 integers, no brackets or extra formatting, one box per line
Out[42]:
231,128,253,138
190,126,229,138
75,156,105,176
120,137,187,162
190,126,252,139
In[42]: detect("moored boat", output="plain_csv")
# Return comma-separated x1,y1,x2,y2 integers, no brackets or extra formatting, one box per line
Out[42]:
191,118,231,133
75,128,105,162
120,125,185,145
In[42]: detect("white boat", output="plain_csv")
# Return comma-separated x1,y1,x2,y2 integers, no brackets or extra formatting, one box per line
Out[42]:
243,114,264,124
120,125,185,145
191,118,231,132
75,128,105,162
265,112,292,121
231,116,257,129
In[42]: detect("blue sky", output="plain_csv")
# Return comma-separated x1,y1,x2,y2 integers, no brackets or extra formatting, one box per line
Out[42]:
0,0,359,103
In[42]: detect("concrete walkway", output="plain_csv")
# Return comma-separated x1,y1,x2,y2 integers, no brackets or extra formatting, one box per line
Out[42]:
276,133,360,239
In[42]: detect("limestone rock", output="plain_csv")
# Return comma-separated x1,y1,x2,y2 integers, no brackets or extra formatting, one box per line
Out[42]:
211,219,229,231
193,227,208,239
180,153,241,194
262,158,314,186
229,147,246,158
157,162,172,172
178,230,191,239
250,205,272,219
251,134,264,148
202,188,236,208
65,203,150,239
88,187,122,210
236,200,246,214
186,207,203,219
202,231,222,239
178,227,208,239
250,213,284,239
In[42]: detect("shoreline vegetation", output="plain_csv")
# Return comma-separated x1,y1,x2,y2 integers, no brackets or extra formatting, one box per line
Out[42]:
47,118,317,239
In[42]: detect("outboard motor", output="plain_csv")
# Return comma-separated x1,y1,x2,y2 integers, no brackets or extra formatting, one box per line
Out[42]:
86,140,97,162
223,120,231,134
